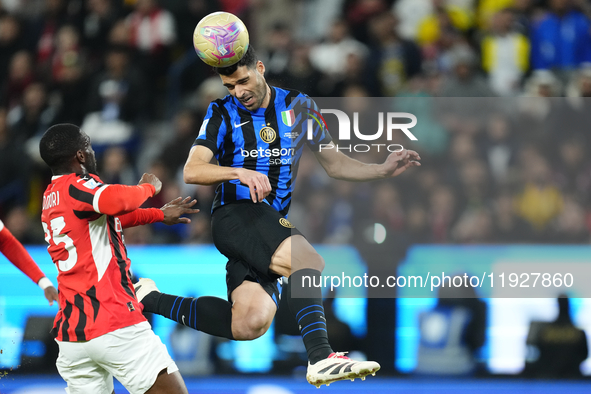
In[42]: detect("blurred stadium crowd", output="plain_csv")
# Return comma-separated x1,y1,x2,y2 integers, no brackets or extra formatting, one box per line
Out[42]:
1,0,591,249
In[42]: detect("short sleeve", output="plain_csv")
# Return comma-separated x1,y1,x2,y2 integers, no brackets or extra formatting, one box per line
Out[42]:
301,96,333,152
67,174,108,214
194,102,227,156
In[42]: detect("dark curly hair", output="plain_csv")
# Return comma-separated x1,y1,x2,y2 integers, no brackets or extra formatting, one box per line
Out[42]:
39,123,86,170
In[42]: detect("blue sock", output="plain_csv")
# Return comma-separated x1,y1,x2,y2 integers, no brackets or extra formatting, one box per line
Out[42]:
287,269,333,364
142,292,234,340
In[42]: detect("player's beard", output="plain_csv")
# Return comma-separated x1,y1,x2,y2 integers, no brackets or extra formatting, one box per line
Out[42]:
241,78,267,111
253,81,267,111
86,156,98,176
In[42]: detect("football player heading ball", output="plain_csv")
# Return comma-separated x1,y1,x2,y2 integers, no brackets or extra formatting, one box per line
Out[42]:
136,11,421,388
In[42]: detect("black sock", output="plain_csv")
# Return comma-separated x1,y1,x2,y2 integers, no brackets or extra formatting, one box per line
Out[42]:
142,292,234,339
287,269,333,364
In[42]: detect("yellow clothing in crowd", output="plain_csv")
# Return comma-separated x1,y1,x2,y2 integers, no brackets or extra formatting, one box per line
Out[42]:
514,183,563,229
417,5,474,45
477,0,515,29
481,33,530,73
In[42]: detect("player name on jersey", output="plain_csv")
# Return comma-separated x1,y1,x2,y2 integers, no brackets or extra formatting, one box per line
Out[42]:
43,191,60,210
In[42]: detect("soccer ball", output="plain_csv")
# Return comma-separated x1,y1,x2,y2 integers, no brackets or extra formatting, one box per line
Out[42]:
193,12,249,68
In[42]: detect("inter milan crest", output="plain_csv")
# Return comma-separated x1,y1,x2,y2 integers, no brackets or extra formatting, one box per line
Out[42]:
279,218,295,228
260,126,276,143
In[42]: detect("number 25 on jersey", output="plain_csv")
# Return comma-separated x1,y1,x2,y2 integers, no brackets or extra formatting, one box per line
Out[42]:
42,216,78,272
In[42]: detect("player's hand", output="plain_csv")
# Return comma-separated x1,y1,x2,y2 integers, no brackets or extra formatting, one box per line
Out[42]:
44,286,59,306
382,149,421,177
138,173,162,195
161,197,200,225
237,168,272,203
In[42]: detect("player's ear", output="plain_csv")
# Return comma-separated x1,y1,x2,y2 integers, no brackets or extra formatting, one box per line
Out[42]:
75,150,85,164
256,60,265,76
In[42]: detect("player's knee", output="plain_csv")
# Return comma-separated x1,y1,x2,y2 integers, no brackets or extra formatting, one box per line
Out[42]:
293,249,325,272
233,312,271,340
308,251,325,272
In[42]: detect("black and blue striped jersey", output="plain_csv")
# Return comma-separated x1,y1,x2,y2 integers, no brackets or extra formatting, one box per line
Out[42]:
193,86,332,217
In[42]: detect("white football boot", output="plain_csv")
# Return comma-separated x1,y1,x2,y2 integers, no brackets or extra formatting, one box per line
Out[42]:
306,352,380,388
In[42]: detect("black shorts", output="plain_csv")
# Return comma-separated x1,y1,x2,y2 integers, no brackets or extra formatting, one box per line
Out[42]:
211,201,301,307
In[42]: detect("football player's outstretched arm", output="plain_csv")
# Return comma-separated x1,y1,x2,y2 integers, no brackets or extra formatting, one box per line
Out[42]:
95,173,162,217
118,197,199,228
0,222,59,305
314,143,421,181
184,145,271,203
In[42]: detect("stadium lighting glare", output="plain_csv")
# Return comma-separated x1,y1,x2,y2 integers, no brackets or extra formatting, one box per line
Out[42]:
373,223,386,244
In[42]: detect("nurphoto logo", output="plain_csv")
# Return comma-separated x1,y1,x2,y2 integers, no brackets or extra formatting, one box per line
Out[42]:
305,108,418,153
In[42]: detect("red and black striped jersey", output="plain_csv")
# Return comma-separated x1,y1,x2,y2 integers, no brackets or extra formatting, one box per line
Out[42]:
41,173,162,342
